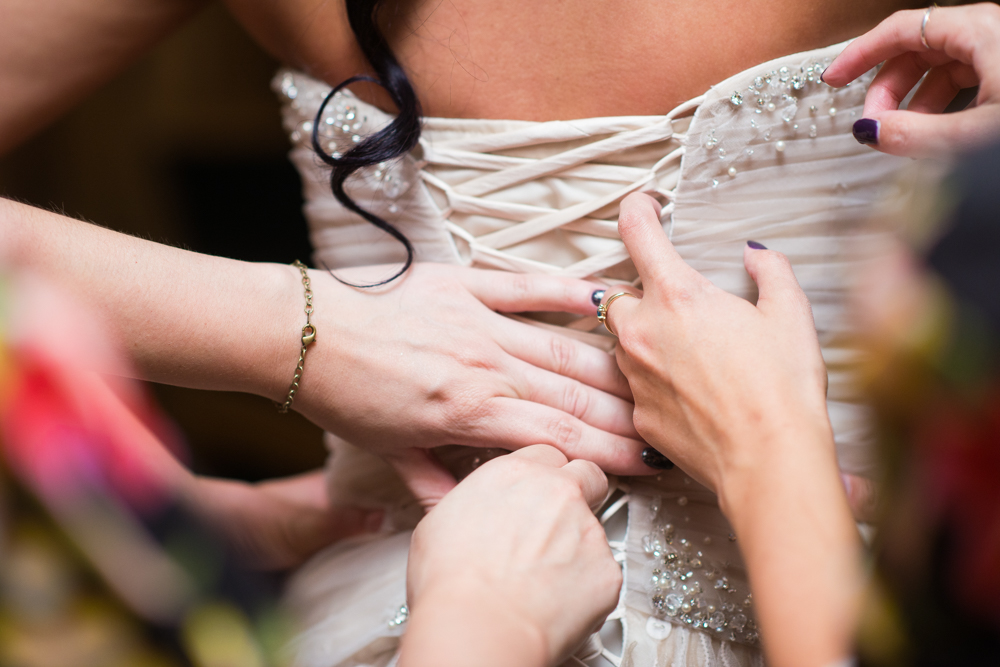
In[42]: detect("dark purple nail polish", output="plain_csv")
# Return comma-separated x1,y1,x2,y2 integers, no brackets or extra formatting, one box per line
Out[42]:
642,447,674,470
747,240,767,250
591,289,606,307
853,118,879,146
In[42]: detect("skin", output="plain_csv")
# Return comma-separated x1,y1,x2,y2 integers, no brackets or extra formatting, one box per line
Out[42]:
604,194,861,667
824,3,1000,157
400,445,619,667
6,1,993,664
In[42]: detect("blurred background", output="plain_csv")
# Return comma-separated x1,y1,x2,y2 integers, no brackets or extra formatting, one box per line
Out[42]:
0,4,327,482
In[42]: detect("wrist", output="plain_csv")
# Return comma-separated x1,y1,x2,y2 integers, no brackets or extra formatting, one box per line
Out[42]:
401,580,549,667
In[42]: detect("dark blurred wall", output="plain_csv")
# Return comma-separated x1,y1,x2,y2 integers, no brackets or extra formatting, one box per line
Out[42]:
0,4,327,481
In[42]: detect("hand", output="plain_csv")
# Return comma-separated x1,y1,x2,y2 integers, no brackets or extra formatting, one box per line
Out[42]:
401,445,620,667
602,194,832,496
296,263,651,507
604,194,861,667
182,471,382,570
822,3,1000,157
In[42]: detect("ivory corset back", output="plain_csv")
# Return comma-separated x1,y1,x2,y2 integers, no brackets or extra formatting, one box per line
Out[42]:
276,40,907,667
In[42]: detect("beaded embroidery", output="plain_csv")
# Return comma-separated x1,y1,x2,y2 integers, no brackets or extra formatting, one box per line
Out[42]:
643,495,759,645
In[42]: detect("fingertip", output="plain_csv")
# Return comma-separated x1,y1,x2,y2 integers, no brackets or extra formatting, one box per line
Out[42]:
853,118,880,146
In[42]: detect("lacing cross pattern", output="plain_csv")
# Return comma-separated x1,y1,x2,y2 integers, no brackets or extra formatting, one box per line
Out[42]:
415,98,704,281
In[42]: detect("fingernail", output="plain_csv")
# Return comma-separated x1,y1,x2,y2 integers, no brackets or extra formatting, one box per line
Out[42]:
853,118,879,146
641,447,674,470
591,289,606,307
747,240,767,250
819,68,828,84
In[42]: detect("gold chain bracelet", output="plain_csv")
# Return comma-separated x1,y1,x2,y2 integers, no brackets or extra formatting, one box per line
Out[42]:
276,260,317,413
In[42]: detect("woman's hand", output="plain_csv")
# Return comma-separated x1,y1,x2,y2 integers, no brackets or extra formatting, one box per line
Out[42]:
401,445,620,667
822,3,1000,157
183,471,382,570
603,194,861,667
601,195,831,496
297,263,650,506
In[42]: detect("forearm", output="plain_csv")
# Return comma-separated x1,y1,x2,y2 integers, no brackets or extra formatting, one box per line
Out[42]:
1,197,302,401
400,584,549,667
719,423,862,667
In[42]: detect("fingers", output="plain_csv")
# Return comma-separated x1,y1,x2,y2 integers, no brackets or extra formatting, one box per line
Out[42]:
507,446,608,509
907,61,980,114
560,459,609,509
385,448,458,509
742,243,812,322
494,318,633,400
458,269,604,316
508,443,570,467
473,397,652,476
601,287,641,344
861,51,939,118
823,7,979,88
617,193,693,287
511,359,640,438
858,105,1000,158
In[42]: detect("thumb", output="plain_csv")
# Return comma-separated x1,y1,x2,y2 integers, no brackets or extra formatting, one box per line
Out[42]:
385,448,458,510
743,242,812,322
855,105,1000,158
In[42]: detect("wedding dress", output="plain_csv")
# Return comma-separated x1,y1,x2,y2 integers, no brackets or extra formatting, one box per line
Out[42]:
274,39,908,667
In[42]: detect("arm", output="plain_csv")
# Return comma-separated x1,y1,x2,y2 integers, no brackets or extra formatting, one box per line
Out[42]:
0,0,205,155
1,199,655,502
605,194,861,667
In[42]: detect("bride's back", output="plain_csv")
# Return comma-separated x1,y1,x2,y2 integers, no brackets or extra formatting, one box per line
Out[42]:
228,0,921,120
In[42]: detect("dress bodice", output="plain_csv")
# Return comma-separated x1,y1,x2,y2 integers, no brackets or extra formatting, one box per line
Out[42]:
275,39,908,667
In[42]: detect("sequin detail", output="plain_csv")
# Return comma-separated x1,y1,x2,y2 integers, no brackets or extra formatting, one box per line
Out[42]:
644,496,760,645
706,59,874,183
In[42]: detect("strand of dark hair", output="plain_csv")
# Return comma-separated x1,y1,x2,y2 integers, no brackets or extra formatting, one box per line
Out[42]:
311,0,422,287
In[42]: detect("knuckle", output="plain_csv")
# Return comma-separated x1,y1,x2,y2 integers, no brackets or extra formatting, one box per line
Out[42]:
547,416,583,452
549,335,578,377
562,381,591,419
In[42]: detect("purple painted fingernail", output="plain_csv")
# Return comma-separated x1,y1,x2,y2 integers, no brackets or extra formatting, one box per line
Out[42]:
747,240,767,250
853,118,880,146
591,289,606,307
642,447,674,470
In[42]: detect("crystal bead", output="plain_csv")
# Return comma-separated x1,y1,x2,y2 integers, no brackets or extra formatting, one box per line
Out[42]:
664,594,683,616
715,577,730,590
753,76,765,90
709,612,726,630
352,134,362,143
729,613,748,632
711,179,719,188
718,148,726,157
791,76,805,90
388,203,399,214
809,124,818,138
778,66,790,82
730,92,744,107
781,104,797,123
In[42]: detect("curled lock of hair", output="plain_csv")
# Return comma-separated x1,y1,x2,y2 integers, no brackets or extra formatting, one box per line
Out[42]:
311,0,422,287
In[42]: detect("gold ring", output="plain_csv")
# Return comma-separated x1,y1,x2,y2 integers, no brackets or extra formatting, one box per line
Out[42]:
920,4,936,50
597,292,639,337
